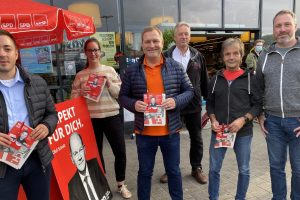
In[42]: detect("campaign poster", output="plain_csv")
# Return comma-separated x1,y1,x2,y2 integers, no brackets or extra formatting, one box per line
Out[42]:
20,45,53,74
92,32,116,67
49,97,112,200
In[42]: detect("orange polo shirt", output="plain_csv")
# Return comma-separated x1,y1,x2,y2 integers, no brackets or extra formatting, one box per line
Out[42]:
142,56,169,136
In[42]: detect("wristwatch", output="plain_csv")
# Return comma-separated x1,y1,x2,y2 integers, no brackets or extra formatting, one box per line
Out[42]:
243,115,250,123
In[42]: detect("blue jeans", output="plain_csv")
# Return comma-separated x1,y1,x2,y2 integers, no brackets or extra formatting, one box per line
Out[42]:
209,134,252,200
264,114,300,200
0,151,52,200
136,133,183,200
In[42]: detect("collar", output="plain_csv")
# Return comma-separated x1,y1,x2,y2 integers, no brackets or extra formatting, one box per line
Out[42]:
143,54,163,68
78,163,91,182
174,46,190,57
0,67,24,87
15,67,24,83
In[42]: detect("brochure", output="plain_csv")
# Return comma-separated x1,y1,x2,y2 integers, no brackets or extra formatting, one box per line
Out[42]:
84,73,106,102
144,93,166,126
0,121,38,169
214,124,236,148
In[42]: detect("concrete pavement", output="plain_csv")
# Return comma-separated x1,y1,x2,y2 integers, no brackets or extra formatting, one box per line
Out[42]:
103,123,292,200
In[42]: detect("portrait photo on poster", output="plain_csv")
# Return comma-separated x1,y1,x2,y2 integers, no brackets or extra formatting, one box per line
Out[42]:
68,132,112,200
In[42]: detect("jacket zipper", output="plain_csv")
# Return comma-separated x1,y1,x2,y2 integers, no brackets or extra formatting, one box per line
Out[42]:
227,81,231,125
24,86,34,126
280,56,284,118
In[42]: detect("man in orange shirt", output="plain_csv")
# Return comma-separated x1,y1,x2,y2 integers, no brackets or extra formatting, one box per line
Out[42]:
119,26,193,200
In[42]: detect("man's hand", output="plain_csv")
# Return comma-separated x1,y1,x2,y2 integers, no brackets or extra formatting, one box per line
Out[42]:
293,118,300,137
135,100,147,112
228,117,245,133
211,120,222,132
162,98,176,110
31,124,49,141
258,114,268,137
0,132,12,147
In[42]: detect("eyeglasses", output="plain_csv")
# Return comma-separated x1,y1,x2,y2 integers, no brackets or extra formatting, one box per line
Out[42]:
72,145,85,159
85,49,100,54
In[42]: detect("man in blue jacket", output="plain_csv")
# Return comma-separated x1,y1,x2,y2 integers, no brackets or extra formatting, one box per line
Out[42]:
119,26,193,200
0,29,58,200
256,9,300,200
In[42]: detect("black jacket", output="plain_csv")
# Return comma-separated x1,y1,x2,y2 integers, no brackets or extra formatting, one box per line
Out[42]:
119,55,194,134
0,65,58,178
206,70,262,137
164,45,209,114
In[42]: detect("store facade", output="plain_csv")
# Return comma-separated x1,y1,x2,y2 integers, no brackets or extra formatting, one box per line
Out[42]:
26,0,298,102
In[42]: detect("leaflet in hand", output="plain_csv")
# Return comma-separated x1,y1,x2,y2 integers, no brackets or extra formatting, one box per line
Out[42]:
144,93,166,126
214,124,236,148
0,121,38,169
84,73,106,102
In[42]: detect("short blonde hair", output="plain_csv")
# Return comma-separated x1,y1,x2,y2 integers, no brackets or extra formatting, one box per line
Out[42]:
221,38,245,58
141,26,163,42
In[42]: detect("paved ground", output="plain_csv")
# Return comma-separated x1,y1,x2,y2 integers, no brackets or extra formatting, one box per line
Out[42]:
103,123,292,200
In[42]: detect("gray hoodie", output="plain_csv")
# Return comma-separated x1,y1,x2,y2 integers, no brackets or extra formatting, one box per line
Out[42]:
256,37,300,118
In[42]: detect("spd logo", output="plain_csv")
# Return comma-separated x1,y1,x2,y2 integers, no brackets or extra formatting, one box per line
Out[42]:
0,14,16,29
18,14,32,29
33,14,48,27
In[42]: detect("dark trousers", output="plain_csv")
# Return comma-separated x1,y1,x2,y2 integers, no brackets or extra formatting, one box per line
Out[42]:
92,114,127,182
182,112,204,170
0,151,52,200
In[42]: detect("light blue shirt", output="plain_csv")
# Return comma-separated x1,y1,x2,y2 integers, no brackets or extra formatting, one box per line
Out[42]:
0,67,29,130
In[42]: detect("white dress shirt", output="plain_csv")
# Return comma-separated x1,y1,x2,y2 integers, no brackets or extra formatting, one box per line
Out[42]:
172,47,191,72
79,165,99,200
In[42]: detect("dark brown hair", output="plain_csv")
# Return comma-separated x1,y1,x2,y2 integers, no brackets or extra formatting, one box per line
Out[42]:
84,37,101,68
0,29,18,49
84,37,101,51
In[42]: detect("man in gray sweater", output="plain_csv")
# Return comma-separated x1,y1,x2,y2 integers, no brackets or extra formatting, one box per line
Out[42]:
256,9,300,200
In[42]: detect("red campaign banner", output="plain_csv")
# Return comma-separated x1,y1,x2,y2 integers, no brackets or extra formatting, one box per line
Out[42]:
50,97,111,200
18,97,111,200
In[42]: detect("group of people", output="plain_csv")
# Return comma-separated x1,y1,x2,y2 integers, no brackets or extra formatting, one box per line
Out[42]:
0,8,299,200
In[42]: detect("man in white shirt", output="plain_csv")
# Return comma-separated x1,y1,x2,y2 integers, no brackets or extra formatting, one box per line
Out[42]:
162,21,209,184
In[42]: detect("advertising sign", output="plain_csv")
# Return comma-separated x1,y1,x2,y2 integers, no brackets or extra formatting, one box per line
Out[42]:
20,45,53,73
49,97,112,200
92,32,116,67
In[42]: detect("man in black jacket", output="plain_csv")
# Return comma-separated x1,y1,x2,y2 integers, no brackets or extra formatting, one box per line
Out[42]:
0,29,58,200
161,21,209,184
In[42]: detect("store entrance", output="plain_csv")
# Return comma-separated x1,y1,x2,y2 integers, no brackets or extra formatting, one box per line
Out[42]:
190,31,255,77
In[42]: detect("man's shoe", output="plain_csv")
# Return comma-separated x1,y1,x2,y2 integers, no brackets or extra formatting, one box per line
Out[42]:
191,168,207,184
160,173,168,183
118,184,132,199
